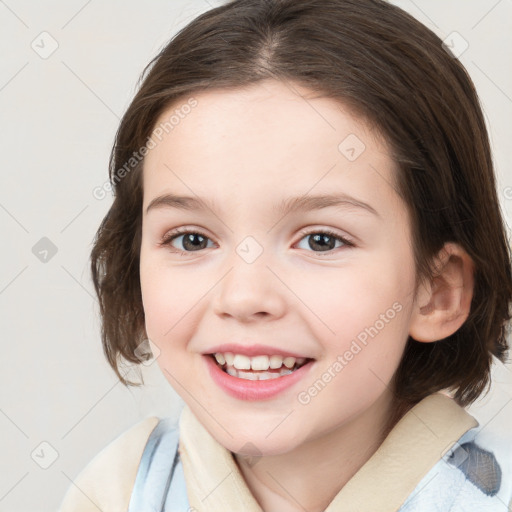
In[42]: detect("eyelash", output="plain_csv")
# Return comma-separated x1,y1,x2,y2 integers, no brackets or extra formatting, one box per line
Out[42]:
158,227,355,256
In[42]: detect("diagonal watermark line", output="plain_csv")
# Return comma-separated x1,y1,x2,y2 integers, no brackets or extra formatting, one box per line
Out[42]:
0,0,29,28
266,163,337,234
283,78,336,131
368,163,400,198
0,62,29,92
408,0,440,29
407,408,439,439
0,408,29,438
61,379,121,439
200,471,233,503
163,163,233,233
60,471,102,511
0,202,29,233
265,409,294,438
60,204,89,233
266,470,309,511
471,0,504,30
61,0,93,29
265,266,336,335
473,396,512,438
472,61,512,106
0,265,28,295
0,472,29,502
61,61,120,120
202,0,223,9
60,265,97,302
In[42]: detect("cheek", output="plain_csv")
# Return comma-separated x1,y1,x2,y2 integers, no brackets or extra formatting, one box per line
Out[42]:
294,251,414,378
296,258,411,335
338,264,413,385
140,253,187,344
139,252,212,367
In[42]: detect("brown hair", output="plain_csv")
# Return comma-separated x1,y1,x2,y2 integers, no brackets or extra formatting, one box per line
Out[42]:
91,0,512,410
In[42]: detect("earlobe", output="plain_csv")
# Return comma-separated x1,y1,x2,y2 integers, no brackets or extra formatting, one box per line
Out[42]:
408,242,475,343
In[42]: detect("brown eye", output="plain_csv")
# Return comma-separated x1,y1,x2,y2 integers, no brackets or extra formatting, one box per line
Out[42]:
160,229,215,253
296,229,354,253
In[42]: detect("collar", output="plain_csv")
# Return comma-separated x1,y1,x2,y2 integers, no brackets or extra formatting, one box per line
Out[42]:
178,392,478,511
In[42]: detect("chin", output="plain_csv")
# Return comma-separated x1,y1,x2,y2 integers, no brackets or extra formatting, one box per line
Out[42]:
210,422,305,458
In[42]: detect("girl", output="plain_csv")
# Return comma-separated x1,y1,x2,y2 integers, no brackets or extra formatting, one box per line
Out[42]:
60,0,512,510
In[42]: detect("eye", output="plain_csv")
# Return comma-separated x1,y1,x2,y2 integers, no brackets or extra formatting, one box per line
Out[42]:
295,228,354,254
159,227,354,255
159,227,215,254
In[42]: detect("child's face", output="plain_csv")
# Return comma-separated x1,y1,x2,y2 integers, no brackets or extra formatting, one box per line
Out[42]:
140,79,419,455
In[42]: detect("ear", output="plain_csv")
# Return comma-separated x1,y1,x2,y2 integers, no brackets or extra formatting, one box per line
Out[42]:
409,242,475,343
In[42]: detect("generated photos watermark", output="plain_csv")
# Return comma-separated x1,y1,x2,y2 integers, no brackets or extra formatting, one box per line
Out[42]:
297,301,403,405
92,97,198,200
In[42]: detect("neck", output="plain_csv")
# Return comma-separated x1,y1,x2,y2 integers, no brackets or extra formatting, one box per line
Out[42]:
234,389,404,512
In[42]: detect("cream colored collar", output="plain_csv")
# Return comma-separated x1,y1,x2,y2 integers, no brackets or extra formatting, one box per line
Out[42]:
178,393,477,511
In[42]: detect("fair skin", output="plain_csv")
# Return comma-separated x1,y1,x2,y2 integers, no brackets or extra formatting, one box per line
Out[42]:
139,79,474,512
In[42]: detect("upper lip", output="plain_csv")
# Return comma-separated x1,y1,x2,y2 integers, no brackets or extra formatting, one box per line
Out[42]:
204,343,314,359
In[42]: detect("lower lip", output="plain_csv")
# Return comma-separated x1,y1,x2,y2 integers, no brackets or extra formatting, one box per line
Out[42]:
204,355,315,401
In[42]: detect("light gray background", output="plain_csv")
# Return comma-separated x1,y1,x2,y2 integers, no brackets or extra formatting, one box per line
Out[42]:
1,1,511,511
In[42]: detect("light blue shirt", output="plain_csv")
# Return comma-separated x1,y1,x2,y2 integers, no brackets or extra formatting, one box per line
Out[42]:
128,416,511,511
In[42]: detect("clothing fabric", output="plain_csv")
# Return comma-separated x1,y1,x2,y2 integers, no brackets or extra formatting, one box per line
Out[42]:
59,393,512,511
59,416,159,512
127,418,189,512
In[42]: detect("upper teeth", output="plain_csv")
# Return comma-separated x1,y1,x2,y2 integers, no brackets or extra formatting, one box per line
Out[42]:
214,353,306,371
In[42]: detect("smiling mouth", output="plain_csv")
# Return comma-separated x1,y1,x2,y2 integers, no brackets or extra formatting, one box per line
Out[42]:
208,353,314,381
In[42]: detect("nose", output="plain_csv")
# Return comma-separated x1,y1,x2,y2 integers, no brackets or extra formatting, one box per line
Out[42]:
212,253,287,323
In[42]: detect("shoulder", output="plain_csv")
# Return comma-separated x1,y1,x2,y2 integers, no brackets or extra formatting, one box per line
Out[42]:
59,416,160,512
463,390,512,510
400,405,512,511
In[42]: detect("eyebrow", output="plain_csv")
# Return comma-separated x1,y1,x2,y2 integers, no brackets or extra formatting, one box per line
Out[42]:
145,193,380,218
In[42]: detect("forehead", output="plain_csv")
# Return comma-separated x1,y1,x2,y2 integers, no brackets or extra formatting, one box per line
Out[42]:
142,80,401,218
